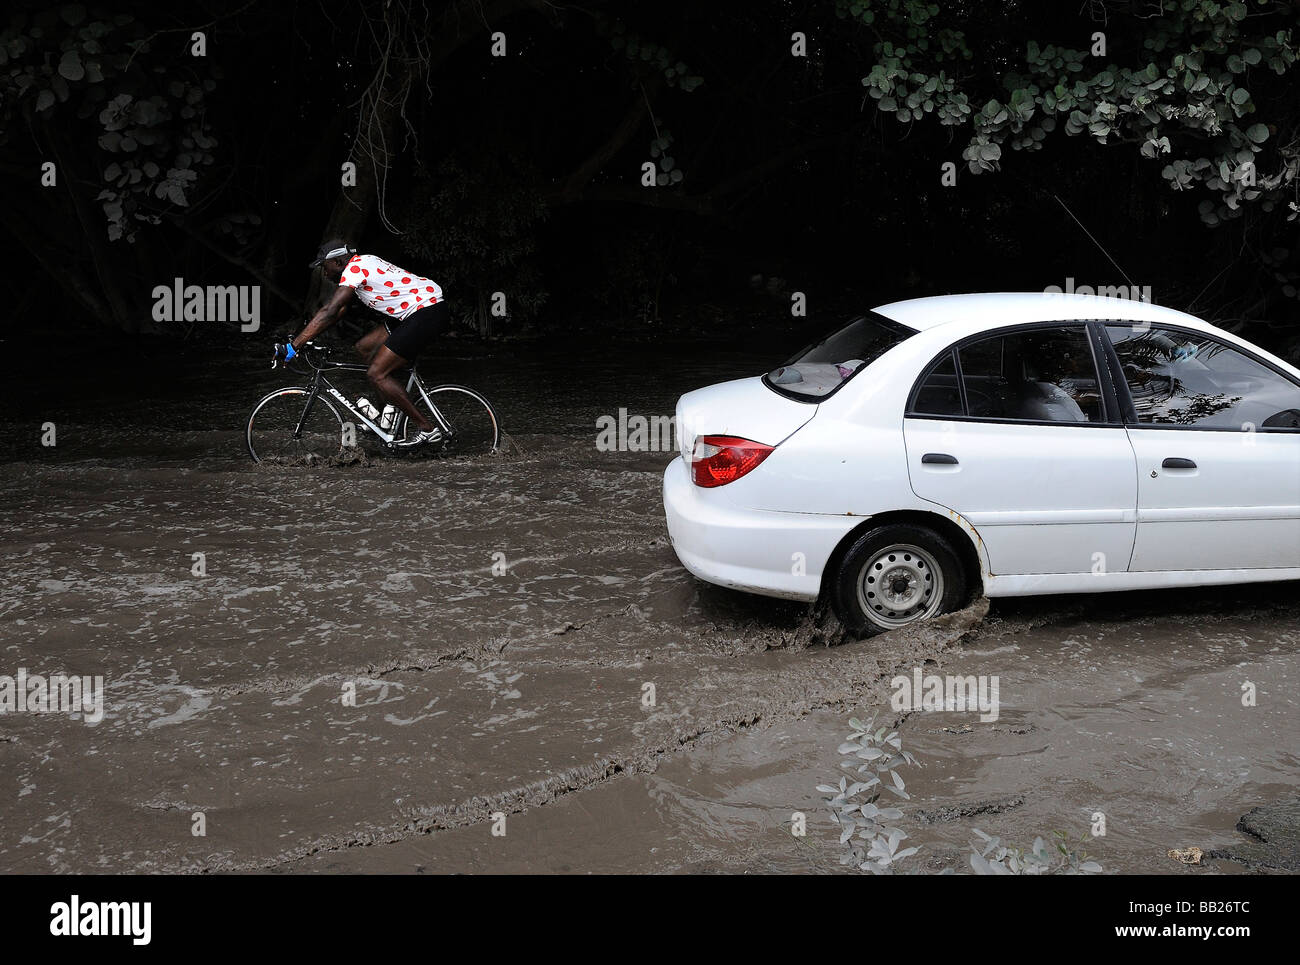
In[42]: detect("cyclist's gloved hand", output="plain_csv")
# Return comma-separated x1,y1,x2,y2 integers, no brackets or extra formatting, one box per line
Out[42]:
273,342,298,363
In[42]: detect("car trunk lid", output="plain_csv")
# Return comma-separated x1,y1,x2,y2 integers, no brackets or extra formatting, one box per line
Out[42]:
675,376,816,463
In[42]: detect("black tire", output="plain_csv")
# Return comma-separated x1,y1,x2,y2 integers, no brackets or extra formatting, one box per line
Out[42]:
246,387,346,464
396,383,501,456
831,523,968,638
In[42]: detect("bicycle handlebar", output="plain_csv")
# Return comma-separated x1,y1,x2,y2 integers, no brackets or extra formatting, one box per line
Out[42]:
271,341,329,371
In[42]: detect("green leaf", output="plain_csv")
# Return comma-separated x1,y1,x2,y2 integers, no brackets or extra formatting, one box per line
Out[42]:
58,50,84,82
1246,123,1269,143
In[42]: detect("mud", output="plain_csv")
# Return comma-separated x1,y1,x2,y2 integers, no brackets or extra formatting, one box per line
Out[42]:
1203,800,1300,871
0,333,1296,874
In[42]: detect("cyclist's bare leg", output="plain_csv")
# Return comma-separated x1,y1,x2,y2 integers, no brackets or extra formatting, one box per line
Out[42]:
367,346,434,432
354,325,388,363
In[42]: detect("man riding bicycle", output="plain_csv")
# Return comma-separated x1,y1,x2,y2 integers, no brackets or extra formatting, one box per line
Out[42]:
282,239,448,444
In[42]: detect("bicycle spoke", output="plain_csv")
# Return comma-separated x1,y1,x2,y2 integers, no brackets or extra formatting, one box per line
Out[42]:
414,386,499,456
250,381,495,462
247,389,345,464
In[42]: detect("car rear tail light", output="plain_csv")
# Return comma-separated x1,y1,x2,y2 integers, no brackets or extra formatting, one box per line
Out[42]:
691,435,774,487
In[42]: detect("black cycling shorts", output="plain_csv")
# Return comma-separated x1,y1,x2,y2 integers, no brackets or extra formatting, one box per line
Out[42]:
385,299,449,361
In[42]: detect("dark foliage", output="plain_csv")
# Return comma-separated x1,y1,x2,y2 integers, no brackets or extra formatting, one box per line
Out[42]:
1,0,1297,359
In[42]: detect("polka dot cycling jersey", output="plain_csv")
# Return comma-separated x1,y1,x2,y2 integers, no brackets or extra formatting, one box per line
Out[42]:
338,254,443,320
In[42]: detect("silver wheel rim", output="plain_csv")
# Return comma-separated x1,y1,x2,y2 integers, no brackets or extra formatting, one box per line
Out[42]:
856,543,944,629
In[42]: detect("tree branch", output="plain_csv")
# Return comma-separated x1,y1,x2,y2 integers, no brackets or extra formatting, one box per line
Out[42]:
168,217,301,310
555,132,855,214
553,77,664,203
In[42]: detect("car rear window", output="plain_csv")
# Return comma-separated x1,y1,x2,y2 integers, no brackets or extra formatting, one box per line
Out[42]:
765,312,915,400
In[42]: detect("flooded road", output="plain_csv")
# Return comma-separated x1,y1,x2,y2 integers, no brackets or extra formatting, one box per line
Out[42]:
1,331,1296,874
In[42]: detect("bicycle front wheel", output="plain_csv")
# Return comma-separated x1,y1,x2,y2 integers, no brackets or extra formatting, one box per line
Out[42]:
246,387,346,464
404,384,500,456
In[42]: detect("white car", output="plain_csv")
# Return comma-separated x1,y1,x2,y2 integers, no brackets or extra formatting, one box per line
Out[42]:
663,292,1300,636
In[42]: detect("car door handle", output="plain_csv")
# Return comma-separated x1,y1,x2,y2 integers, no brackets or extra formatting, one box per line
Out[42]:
1161,457,1197,470
921,453,959,465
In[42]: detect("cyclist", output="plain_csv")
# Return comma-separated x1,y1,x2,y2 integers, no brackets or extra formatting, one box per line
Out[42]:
283,239,448,443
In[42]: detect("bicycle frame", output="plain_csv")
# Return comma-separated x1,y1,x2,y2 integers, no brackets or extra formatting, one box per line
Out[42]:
291,355,451,447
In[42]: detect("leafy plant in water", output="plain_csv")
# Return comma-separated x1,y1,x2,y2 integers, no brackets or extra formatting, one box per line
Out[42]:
820,714,1104,874
969,828,1103,875
818,715,919,874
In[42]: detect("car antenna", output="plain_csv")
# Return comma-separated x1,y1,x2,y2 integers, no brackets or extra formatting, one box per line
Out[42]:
1051,192,1143,298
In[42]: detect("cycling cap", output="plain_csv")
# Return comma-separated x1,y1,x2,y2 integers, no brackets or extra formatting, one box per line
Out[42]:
310,240,357,268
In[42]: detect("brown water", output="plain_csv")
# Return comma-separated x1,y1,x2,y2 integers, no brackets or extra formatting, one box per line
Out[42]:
0,333,1296,874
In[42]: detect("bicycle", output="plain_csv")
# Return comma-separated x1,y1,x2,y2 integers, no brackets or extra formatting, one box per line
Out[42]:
246,340,500,464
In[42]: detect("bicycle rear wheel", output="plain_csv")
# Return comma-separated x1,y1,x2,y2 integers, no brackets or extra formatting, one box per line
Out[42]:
402,384,500,456
247,387,346,464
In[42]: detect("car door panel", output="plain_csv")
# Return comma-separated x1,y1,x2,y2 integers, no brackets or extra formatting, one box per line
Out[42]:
903,420,1137,576
1105,323,1300,572
1126,429,1300,570
904,324,1137,577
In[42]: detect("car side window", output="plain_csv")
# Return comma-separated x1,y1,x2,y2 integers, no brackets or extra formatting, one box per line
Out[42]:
911,351,963,416
1106,324,1300,430
956,326,1103,423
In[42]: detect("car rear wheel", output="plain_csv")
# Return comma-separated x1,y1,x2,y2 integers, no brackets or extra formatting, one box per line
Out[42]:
832,524,968,637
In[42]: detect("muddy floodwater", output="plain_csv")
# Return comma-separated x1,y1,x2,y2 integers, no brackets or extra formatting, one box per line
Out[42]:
1,332,1297,874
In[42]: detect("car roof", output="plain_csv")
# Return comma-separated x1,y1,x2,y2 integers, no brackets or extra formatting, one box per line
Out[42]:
873,292,1209,333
